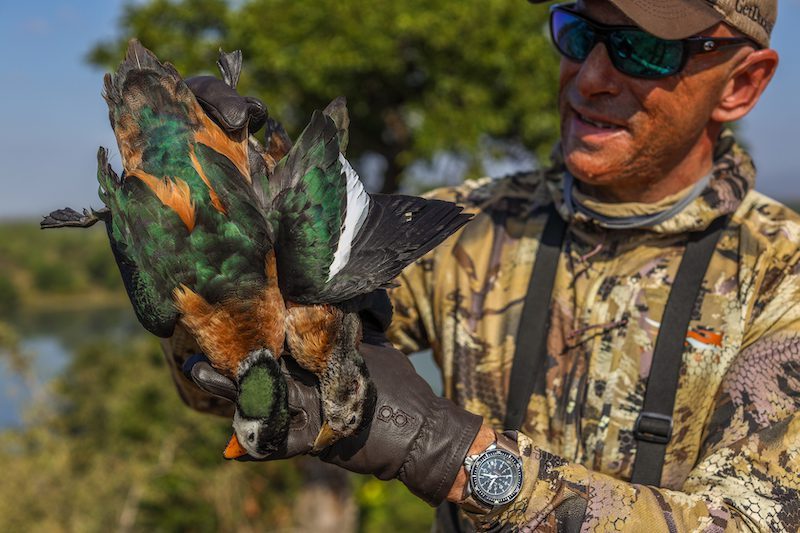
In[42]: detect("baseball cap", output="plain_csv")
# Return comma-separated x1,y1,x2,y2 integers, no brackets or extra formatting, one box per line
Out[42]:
531,0,777,48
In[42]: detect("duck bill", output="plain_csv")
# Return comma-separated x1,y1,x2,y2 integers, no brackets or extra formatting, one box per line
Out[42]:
311,422,338,454
223,433,248,460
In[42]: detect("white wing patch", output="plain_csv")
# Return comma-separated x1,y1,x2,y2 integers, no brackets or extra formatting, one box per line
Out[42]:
327,153,370,281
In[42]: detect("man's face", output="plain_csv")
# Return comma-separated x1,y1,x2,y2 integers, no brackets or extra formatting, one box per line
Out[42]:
559,0,745,192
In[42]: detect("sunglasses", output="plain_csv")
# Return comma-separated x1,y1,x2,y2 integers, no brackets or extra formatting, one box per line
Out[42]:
549,4,754,79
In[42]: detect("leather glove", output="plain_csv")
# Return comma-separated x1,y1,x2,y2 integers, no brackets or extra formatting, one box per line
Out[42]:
186,330,483,507
185,75,267,135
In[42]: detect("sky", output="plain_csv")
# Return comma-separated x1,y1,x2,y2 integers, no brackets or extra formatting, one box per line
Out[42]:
0,1,799,220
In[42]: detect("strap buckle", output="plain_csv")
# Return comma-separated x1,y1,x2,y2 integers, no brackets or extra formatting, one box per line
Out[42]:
634,412,673,445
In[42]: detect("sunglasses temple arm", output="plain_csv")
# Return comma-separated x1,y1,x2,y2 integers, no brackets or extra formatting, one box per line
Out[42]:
688,38,757,55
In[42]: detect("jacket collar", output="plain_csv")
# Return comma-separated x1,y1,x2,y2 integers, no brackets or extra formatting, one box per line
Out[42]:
544,129,755,234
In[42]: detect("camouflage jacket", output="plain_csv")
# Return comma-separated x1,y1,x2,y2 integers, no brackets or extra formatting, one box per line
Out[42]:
387,132,800,532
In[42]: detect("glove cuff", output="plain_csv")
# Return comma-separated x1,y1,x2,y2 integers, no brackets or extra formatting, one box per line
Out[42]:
399,398,483,506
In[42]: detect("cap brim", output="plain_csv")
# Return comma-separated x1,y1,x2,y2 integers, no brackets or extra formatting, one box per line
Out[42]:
608,0,723,40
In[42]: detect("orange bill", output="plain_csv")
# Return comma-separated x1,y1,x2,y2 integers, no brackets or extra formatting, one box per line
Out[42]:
223,433,248,460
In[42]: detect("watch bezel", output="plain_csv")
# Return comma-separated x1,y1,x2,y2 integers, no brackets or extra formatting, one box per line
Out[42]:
468,448,523,506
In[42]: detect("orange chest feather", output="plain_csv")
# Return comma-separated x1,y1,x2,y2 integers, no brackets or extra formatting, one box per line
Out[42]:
284,304,342,374
172,282,286,377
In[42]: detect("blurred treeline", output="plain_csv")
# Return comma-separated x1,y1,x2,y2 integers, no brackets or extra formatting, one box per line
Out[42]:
0,223,124,314
1,0,564,530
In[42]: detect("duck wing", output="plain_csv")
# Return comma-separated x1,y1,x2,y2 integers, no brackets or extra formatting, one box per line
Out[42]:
272,98,472,304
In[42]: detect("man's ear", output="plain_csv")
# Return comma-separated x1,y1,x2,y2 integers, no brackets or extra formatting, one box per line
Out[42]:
711,48,779,123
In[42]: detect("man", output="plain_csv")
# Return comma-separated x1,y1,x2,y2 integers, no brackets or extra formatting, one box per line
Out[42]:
167,0,800,530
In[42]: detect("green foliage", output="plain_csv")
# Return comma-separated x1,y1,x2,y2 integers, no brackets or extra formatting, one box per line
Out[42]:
31,260,77,293
88,0,230,71
0,320,26,375
356,478,434,531
0,321,20,351
88,0,561,192
86,246,122,290
0,222,131,310
0,276,19,316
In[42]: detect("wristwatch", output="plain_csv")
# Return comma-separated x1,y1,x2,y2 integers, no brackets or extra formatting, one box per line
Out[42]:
460,432,524,514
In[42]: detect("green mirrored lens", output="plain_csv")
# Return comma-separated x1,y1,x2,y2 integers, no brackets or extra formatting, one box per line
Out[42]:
609,31,684,77
552,10,595,61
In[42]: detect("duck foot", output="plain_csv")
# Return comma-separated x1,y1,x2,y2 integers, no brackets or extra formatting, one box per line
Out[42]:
40,207,110,229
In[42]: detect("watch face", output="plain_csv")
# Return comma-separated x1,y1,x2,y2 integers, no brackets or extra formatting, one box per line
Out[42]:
469,449,523,506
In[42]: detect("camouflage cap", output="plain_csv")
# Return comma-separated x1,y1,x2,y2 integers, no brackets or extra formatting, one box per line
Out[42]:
532,1,777,48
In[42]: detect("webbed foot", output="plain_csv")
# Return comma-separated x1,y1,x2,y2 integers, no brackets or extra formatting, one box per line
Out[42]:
40,207,109,229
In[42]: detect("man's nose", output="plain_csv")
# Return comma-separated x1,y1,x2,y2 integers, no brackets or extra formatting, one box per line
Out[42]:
574,43,623,99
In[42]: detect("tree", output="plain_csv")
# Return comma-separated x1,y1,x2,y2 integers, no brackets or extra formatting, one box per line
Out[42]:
88,0,561,193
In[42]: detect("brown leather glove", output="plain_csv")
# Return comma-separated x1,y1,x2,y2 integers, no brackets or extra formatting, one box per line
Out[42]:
187,333,483,506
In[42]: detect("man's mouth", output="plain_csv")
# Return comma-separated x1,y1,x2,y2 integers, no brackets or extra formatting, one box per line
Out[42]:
572,107,625,130
565,104,630,145
574,110,623,130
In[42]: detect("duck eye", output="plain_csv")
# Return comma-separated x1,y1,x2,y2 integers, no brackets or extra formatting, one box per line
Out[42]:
348,416,357,426
248,432,255,443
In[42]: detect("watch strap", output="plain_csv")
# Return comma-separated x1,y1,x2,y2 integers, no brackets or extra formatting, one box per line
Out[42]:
494,432,520,455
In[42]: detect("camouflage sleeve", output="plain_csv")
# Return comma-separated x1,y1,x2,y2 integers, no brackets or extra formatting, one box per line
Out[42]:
473,266,800,531
385,259,434,355
159,324,234,417
385,179,489,356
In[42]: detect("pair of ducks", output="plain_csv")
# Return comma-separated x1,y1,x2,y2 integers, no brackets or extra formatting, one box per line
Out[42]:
43,40,470,458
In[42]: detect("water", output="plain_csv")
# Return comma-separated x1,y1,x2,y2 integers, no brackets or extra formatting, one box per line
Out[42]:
0,306,141,427
0,307,442,428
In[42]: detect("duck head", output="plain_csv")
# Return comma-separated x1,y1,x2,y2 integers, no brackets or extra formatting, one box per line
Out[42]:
225,348,289,459
312,351,376,453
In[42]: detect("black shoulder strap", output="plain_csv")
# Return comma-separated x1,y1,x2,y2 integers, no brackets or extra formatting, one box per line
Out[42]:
504,204,567,430
630,215,728,485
